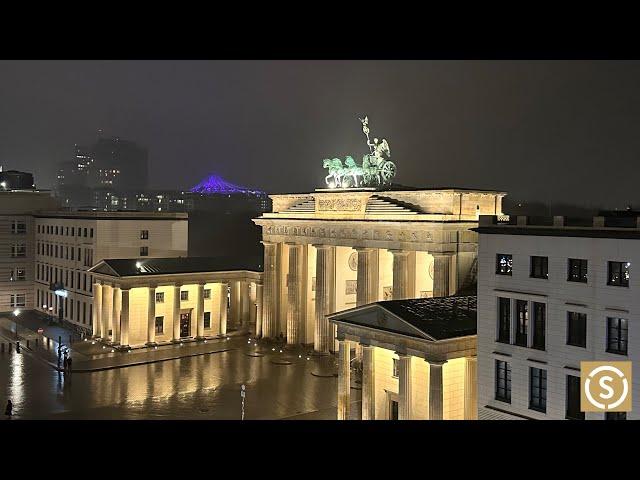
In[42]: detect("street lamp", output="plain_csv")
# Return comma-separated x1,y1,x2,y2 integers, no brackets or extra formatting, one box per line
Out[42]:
13,308,20,340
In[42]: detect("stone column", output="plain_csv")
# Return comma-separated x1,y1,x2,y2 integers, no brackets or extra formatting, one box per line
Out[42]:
428,360,446,420
313,244,335,353
261,241,279,339
147,286,157,345
464,357,478,420
255,282,263,338
92,282,102,338
229,280,241,330
241,281,251,327
101,284,113,341
249,282,257,331
286,243,304,345
120,289,130,348
356,247,379,306
361,344,376,420
337,339,351,420
219,283,228,336
112,286,121,344
196,283,205,339
398,354,412,420
172,284,181,342
390,250,411,300
432,252,454,297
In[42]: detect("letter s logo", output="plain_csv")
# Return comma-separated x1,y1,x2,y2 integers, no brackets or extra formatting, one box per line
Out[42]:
599,375,615,400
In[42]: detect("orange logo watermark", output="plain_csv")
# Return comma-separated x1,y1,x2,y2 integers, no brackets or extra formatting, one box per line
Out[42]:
581,361,632,412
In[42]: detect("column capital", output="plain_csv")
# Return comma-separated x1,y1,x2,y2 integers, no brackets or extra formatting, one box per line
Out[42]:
361,343,375,350
261,240,278,247
148,284,157,290
425,358,447,366
388,249,411,256
431,251,456,258
284,241,302,247
121,287,130,292
312,243,333,250
354,246,376,252
395,351,411,359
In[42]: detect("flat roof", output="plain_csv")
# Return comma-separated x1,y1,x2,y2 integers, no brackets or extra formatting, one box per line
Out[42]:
90,256,263,277
34,210,188,220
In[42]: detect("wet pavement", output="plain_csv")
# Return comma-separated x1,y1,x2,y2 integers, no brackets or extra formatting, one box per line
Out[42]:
0,320,361,420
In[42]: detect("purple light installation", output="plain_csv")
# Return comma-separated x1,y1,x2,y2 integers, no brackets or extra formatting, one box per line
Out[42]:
190,174,263,195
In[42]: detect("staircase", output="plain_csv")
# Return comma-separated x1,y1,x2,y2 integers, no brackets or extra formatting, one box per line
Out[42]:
282,198,315,213
366,195,419,215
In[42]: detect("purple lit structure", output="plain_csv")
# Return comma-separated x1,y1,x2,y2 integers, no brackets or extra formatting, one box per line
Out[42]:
190,174,263,195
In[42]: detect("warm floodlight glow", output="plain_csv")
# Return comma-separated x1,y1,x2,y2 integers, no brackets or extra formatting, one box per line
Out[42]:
13,309,20,316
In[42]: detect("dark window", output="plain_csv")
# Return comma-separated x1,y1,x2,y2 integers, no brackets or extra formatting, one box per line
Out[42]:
515,300,528,347
155,316,164,334
529,367,547,413
204,289,211,299
568,258,588,283
155,292,164,303
496,254,513,275
71,227,74,236
90,228,94,238
607,261,630,287
532,302,545,350
140,230,149,240
497,297,510,343
566,375,584,420
530,256,548,279
605,412,627,420
204,312,211,329
180,291,189,301
140,246,149,256
607,317,628,355
495,360,511,403
567,312,587,347
83,228,87,237
392,358,399,378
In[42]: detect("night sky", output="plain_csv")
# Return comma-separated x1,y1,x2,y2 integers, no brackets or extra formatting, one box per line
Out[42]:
1,60,640,208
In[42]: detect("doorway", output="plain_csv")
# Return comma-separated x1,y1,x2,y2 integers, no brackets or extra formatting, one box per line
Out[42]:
180,312,191,337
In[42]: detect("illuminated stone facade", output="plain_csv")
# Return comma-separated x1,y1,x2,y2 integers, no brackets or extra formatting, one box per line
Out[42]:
253,188,505,352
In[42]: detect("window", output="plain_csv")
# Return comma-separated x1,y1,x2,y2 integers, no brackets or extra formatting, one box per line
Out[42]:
155,316,164,334
568,258,588,283
529,367,547,413
605,412,627,420
204,312,211,329
496,254,512,275
567,312,587,347
607,261,630,287
10,268,26,281
566,375,584,420
11,244,26,257
71,227,74,236
392,358,399,378
515,300,528,347
180,291,189,301
11,221,26,234
530,256,548,279
607,317,628,355
140,246,149,256
10,294,26,308
155,292,165,303
497,297,510,343
90,228,94,238
495,360,511,403
532,302,545,350
204,289,211,299
140,230,149,240
83,228,87,237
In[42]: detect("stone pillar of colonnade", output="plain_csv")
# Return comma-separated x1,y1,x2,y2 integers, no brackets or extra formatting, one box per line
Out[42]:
313,244,335,353
119,289,130,348
196,283,205,340
219,282,228,336
241,281,251,328
286,243,305,345
254,282,263,338
92,282,103,338
229,280,241,331
389,250,414,300
172,284,181,342
361,344,376,420
464,357,478,420
101,284,113,341
398,353,412,420
249,282,257,332
261,241,279,339
355,247,379,307
112,286,121,344
337,339,351,420
147,286,157,345
428,360,446,420
432,252,455,298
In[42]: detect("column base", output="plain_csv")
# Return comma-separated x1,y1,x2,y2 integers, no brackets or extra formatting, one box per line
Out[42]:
195,336,207,342
146,342,158,348
116,344,130,352
171,339,183,344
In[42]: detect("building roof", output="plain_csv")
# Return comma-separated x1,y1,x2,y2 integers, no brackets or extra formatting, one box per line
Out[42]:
329,295,477,341
34,210,188,220
89,256,263,277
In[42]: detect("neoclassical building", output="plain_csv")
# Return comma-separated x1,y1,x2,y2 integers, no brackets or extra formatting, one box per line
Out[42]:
253,188,505,352
88,257,262,349
329,295,478,420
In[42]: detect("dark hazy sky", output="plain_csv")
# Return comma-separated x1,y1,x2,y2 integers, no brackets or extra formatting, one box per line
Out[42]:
1,60,639,208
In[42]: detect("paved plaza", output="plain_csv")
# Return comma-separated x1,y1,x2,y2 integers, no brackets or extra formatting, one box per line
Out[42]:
0,313,361,420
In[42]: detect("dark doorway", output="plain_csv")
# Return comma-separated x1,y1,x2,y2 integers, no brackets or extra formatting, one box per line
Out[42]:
180,312,191,337
390,400,399,420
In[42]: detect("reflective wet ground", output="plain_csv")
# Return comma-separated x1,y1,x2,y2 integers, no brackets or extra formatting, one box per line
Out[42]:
0,336,357,420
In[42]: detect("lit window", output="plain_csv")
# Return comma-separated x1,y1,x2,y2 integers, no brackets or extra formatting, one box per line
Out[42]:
155,292,165,303
607,261,630,287
607,317,628,355
496,254,513,275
